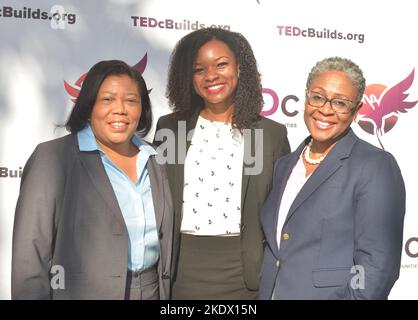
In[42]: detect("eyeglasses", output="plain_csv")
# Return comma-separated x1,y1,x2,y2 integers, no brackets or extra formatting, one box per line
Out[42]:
306,91,356,114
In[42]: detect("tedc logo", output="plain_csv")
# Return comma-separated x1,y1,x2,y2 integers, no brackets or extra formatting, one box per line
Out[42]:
64,54,150,101
357,69,417,149
405,237,418,258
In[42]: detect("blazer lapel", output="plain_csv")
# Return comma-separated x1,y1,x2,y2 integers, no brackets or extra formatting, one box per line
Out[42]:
78,150,126,228
275,143,305,214
241,129,254,208
266,146,301,255
185,110,200,153
147,157,164,231
241,119,266,208
284,129,357,225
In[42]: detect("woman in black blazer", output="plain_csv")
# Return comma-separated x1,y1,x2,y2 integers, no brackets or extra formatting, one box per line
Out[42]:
153,28,290,299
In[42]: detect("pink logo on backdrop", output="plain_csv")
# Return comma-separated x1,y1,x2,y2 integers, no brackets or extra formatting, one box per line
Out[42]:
64,53,150,102
357,69,417,149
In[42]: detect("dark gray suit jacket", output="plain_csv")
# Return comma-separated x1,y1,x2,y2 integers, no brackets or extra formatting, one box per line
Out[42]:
259,129,406,299
12,133,173,299
153,110,290,291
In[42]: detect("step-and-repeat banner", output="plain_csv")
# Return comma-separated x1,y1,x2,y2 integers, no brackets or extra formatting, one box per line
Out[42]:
1,0,417,299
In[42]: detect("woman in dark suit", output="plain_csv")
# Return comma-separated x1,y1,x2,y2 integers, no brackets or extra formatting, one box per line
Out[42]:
12,60,173,300
153,28,290,299
259,57,406,299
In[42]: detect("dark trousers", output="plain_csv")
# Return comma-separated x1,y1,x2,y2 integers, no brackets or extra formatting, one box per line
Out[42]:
125,266,159,300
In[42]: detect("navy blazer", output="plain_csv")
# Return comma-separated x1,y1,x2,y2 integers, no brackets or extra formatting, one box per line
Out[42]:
259,129,406,299
12,134,173,299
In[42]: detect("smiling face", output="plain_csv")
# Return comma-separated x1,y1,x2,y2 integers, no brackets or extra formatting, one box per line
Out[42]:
304,70,360,151
192,39,239,111
90,74,141,153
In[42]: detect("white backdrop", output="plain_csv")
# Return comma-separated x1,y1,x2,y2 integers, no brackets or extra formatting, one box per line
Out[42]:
1,0,417,299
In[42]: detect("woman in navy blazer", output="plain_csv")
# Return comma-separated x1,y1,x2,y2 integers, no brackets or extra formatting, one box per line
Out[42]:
259,57,406,299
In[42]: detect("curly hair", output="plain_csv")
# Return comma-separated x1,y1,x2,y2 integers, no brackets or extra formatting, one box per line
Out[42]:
166,27,263,130
306,56,366,104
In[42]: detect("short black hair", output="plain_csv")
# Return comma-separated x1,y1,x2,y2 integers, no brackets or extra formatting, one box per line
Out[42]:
167,27,263,130
65,59,152,136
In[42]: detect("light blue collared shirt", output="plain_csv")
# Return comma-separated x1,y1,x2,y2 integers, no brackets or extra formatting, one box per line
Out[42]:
77,125,159,271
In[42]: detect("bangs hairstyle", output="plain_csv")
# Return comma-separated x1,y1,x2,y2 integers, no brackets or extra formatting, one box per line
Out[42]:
65,59,152,136
306,56,366,104
167,27,263,130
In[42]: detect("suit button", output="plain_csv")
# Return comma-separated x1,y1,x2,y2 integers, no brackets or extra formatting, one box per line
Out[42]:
282,233,290,241
133,271,140,278
275,260,280,268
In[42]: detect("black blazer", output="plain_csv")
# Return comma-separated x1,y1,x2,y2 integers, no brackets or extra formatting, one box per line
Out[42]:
154,110,290,290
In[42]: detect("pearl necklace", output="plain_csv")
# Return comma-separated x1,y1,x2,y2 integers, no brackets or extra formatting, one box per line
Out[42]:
304,139,325,165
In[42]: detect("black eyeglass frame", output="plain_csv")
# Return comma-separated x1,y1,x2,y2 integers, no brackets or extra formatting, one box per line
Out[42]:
305,90,358,114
